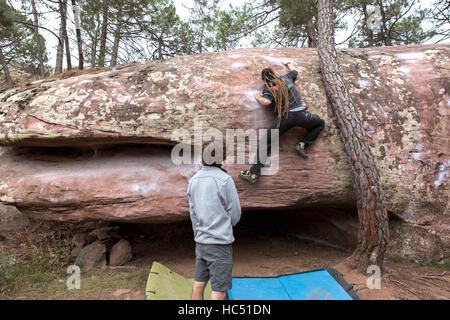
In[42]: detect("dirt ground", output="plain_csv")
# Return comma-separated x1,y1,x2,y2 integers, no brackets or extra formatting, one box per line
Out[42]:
1,218,449,300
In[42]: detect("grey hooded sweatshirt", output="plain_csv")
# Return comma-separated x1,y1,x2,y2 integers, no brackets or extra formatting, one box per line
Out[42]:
187,165,242,245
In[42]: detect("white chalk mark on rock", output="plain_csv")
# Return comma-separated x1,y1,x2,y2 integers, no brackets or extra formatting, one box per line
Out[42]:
358,79,371,87
262,56,285,64
411,143,424,161
231,62,245,69
434,160,449,188
395,52,425,61
399,66,411,78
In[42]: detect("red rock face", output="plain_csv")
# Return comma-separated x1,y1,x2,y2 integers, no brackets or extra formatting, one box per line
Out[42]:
0,45,448,260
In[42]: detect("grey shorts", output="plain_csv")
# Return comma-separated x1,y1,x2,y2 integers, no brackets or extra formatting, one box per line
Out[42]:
195,243,233,292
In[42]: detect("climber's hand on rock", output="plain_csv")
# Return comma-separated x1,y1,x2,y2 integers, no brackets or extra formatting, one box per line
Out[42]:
283,62,295,71
254,92,272,106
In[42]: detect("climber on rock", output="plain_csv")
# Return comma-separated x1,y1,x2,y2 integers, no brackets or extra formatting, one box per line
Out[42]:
239,62,325,184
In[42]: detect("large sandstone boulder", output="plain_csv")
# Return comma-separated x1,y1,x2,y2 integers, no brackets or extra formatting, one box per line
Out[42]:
0,44,448,260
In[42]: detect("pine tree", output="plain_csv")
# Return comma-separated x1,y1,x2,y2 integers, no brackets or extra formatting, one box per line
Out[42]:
346,0,434,47
317,0,389,271
0,0,14,86
0,0,47,86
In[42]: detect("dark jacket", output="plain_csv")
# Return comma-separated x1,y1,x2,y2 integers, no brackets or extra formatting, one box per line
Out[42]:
261,70,308,112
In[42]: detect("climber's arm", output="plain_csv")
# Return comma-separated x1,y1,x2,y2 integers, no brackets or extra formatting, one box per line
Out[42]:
284,62,296,72
254,92,272,106
283,62,298,83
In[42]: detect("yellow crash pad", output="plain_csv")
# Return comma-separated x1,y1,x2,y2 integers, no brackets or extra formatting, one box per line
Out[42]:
145,262,212,300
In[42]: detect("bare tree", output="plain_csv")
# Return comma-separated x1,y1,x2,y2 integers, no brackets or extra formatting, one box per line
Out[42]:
109,0,123,67
71,0,83,69
62,0,71,70
317,0,389,271
30,0,46,78
429,0,450,43
54,0,65,74
98,0,108,67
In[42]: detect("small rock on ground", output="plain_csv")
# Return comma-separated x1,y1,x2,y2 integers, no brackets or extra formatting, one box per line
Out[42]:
74,241,107,270
109,239,133,266
0,204,30,232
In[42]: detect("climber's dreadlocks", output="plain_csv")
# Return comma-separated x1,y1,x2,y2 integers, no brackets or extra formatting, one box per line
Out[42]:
261,68,298,128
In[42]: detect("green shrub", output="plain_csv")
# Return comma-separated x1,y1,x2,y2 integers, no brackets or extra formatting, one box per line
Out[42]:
388,255,405,263
0,230,72,296
0,243,17,294
430,260,450,270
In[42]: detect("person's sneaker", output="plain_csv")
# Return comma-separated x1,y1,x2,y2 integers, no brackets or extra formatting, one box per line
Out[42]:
294,143,308,159
239,170,258,184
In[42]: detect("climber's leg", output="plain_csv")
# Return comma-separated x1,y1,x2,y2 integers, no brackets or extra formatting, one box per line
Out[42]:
294,111,325,158
240,114,295,183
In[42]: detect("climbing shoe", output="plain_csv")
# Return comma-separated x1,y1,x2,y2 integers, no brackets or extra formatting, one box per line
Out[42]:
239,170,258,184
294,143,308,159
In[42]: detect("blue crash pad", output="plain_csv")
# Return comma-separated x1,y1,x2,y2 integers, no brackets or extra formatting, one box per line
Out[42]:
228,269,357,300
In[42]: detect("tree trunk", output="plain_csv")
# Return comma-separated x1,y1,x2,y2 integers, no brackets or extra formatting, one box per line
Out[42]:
62,0,71,70
110,0,123,67
30,0,46,78
55,0,65,75
91,29,99,67
71,0,83,70
98,1,108,67
198,25,204,54
362,2,375,47
158,38,163,60
376,0,392,46
306,19,318,48
0,46,13,87
91,31,98,67
109,27,121,67
317,0,389,271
